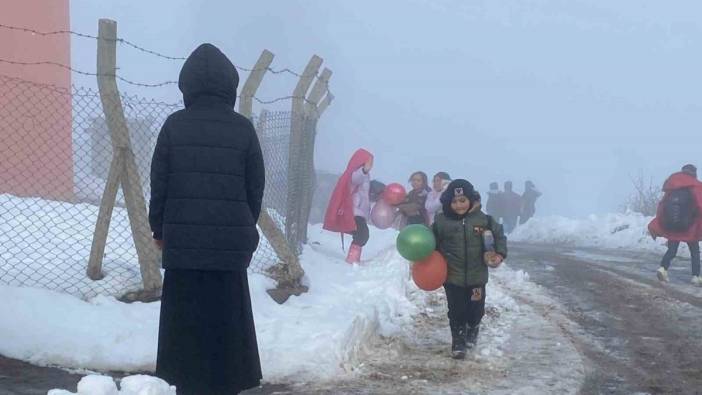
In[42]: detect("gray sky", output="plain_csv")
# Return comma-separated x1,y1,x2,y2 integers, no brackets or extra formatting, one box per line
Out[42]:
71,0,702,216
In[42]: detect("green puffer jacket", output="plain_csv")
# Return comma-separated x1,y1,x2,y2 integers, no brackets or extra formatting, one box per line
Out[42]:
432,204,508,286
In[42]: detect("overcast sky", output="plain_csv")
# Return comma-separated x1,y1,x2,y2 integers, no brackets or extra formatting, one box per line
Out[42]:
71,0,702,216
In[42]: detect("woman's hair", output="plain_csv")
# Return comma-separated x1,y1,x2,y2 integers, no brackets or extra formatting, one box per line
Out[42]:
433,171,451,181
409,171,430,191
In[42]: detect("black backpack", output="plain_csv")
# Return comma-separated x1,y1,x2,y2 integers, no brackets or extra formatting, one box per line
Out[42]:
662,188,697,232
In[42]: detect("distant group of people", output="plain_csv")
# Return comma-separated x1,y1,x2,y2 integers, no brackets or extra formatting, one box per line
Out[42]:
486,180,542,233
323,159,542,265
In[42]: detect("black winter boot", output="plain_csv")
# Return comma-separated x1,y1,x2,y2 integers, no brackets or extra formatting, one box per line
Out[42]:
450,325,467,359
466,324,480,349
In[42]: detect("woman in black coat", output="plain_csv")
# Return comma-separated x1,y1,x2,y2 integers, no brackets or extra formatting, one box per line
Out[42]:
149,43,265,395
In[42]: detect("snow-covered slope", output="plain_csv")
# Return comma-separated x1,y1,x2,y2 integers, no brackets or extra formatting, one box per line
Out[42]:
509,212,687,255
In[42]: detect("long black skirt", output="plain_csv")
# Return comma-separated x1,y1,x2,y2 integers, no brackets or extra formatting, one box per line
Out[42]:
155,269,262,395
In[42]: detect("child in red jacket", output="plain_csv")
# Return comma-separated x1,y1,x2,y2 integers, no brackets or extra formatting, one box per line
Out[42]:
649,164,702,286
323,149,374,263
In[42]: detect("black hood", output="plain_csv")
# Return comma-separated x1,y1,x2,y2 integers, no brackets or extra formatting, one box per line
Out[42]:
178,43,239,108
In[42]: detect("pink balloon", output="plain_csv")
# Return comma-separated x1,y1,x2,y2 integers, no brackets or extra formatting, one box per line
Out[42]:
371,200,397,229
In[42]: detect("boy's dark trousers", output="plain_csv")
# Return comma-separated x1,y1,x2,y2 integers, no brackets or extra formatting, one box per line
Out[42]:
661,240,701,276
444,283,486,333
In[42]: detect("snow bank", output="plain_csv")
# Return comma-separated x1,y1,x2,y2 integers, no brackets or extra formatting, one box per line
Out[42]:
250,225,418,381
0,224,417,382
510,212,675,254
49,374,175,395
0,286,159,372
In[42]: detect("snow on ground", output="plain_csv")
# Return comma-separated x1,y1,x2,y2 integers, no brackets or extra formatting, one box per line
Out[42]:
0,286,159,372
487,264,586,394
510,211,692,256
0,194,144,298
46,260,579,395
0,223,418,383
49,374,175,395
252,226,419,381
1,192,586,392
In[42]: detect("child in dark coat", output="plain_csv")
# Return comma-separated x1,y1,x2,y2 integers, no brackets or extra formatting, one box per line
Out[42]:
397,171,431,226
432,179,507,359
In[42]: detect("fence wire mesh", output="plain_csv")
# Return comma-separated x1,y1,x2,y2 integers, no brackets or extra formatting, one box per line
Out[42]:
0,73,310,299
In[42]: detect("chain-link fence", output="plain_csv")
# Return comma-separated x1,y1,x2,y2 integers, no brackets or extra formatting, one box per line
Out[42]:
0,73,311,299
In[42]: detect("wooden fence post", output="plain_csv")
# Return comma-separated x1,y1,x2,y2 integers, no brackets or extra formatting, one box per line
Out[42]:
286,55,322,250
239,50,274,119
298,68,332,243
238,51,305,293
88,19,162,301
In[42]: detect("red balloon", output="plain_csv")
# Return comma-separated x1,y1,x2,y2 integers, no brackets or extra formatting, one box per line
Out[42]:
383,183,407,205
411,251,448,291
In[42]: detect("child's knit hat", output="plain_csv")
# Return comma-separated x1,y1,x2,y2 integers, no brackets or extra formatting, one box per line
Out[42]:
440,179,476,205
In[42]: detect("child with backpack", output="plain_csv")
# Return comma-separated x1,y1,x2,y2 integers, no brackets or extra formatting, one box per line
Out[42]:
648,164,702,286
323,149,374,264
432,179,507,359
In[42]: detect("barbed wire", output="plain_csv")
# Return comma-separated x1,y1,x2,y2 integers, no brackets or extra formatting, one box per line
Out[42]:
115,37,186,61
0,69,322,113
0,22,99,39
114,37,329,88
0,58,178,87
108,36,319,79
0,21,334,96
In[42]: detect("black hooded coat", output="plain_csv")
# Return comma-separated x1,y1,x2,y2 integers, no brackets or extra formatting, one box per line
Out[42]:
149,43,264,394
149,44,265,271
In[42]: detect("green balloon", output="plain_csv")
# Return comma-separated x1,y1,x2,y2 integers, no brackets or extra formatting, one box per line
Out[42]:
396,224,436,261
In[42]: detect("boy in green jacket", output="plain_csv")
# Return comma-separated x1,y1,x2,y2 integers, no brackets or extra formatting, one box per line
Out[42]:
432,179,508,359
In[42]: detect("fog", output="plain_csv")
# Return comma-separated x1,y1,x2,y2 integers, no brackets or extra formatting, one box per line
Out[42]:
71,0,702,216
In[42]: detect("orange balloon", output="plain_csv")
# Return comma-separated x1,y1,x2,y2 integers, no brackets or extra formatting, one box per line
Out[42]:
411,251,448,291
